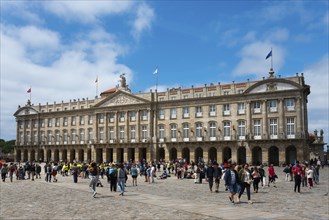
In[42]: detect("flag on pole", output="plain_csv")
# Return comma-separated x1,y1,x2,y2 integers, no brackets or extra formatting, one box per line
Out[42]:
153,66,158,75
266,50,272,59
95,76,98,83
27,88,31,93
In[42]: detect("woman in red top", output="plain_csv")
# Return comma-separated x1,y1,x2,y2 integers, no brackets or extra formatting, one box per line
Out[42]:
267,164,277,187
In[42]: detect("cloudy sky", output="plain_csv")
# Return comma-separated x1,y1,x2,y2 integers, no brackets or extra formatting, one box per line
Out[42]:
1,1,328,147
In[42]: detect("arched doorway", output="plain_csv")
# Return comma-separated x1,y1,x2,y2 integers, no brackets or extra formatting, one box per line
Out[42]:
222,147,231,164
128,148,135,162
16,149,21,162
252,147,262,165
158,148,165,161
286,145,297,165
70,149,76,162
62,149,67,161
237,147,246,165
96,148,103,163
139,148,147,162
195,147,203,163
54,149,59,162
208,147,217,163
170,148,177,161
87,149,92,162
23,149,28,162
38,149,44,162
182,147,190,163
46,149,51,162
268,146,279,166
30,149,35,162
106,148,113,163
78,149,84,162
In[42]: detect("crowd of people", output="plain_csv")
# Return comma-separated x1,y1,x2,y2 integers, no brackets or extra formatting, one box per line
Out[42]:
0,157,325,202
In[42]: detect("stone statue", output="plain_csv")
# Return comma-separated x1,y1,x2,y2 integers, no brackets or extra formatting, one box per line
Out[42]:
120,73,127,88
320,129,323,137
314,129,318,136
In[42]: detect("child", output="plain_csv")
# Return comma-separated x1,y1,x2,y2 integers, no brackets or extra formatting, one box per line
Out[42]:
306,166,314,189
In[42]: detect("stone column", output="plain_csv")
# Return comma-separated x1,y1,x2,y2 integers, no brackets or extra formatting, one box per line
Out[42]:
203,147,209,162
262,147,268,165
190,149,195,163
278,99,285,138
217,148,223,164
262,100,268,139
113,149,118,163
123,148,128,162
134,148,140,162
177,147,182,160
102,147,107,163
231,146,237,164
279,148,285,165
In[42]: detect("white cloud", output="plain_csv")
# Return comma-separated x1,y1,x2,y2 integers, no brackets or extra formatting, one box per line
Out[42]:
43,1,134,23
303,54,329,110
265,28,289,42
232,42,285,78
131,2,155,39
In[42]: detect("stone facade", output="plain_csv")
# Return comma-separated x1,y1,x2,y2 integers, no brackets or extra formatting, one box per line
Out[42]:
13,72,311,165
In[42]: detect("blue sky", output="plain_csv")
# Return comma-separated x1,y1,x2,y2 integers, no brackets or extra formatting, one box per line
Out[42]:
1,1,328,148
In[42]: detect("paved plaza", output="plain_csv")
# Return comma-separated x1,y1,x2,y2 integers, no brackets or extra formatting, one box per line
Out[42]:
0,165,328,220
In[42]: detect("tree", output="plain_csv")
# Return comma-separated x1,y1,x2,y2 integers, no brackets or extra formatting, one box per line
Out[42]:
0,139,15,154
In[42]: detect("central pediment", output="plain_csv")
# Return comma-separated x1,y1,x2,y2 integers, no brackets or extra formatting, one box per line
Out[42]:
94,91,149,107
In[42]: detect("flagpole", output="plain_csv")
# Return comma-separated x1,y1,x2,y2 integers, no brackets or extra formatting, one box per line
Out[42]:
271,47,273,70
29,86,32,102
95,75,98,98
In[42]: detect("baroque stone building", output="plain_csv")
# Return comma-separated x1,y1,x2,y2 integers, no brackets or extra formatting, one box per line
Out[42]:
14,70,311,165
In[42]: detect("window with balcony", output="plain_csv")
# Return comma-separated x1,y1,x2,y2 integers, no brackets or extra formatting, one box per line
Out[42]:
40,119,45,128
141,125,148,140
98,113,104,123
253,101,261,113
170,124,177,140
26,131,31,143
209,105,216,116
55,130,60,143
170,108,177,119
286,117,295,138
33,131,37,143
158,124,165,140
130,126,136,140
195,93,202,98
253,119,261,139
41,131,45,143
130,111,136,121
196,106,203,117
80,129,84,143
109,113,115,123
183,123,189,141
88,115,93,125
47,131,53,144
48,118,52,127
71,116,76,126
224,121,231,140
223,104,230,116
269,118,278,139
209,122,216,141
238,121,246,140
54,118,59,127
224,91,229,95
196,122,203,139
63,117,68,126
159,109,165,120
141,110,148,121
286,98,295,111
268,100,277,112
99,127,104,143
79,116,84,125
109,127,115,142
119,126,125,140
182,107,189,118
88,129,93,143
63,130,68,143
32,119,37,128
119,112,125,122
238,103,245,115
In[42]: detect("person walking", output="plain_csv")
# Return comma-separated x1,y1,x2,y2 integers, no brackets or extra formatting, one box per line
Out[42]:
268,164,276,187
1,163,9,182
9,163,16,182
88,162,98,198
252,166,261,193
213,161,222,193
205,161,215,192
117,164,126,196
224,164,240,204
72,163,79,183
292,161,302,193
237,163,253,204
130,164,138,186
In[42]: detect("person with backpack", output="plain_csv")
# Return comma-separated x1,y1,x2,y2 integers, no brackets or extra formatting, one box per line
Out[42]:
117,163,126,196
35,164,42,179
1,163,9,182
108,164,117,192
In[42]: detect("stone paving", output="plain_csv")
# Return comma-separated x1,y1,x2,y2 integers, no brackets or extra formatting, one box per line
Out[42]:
0,165,328,220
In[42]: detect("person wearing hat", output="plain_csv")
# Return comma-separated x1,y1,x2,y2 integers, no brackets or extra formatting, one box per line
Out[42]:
292,160,302,193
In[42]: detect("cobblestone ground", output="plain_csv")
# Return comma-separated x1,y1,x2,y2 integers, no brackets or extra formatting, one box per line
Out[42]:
0,166,328,220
